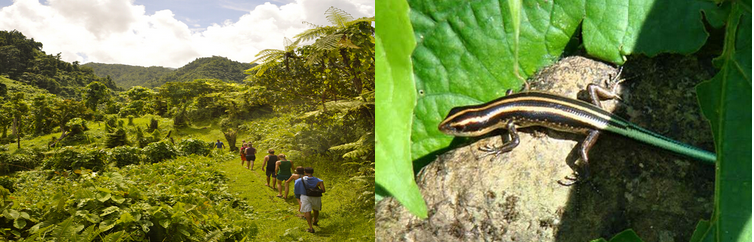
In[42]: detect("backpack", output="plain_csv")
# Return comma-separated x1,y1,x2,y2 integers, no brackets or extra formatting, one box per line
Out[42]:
302,176,323,197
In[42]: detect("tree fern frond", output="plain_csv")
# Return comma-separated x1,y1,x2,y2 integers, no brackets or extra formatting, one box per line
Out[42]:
294,26,336,43
313,34,342,51
338,37,360,49
325,6,353,28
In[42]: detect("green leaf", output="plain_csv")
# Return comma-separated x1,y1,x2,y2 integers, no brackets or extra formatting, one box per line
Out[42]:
13,218,26,229
159,218,171,229
375,0,427,217
101,206,120,217
590,229,644,242
96,191,112,202
583,0,715,64
409,0,583,164
111,195,125,204
689,219,713,242
696,6,752,242
5,209,19,220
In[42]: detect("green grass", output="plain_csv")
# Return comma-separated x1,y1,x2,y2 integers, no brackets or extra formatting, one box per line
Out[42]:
216,155,374,241
3,115,374,240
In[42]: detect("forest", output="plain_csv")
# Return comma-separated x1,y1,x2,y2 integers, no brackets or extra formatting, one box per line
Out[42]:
0,7,373,241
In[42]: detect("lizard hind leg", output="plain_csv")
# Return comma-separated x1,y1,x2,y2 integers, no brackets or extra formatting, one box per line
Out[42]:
558,129,601,186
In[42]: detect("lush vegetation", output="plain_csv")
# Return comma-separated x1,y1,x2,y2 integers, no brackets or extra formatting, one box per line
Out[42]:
85,56,255,89
82,63,173,89
0,6,374,241
0,30,120,98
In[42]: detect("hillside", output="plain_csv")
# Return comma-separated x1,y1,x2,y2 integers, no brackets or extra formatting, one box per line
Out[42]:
86,56,255,89
83,63,173,89
146,56,255,88
0,30,119,98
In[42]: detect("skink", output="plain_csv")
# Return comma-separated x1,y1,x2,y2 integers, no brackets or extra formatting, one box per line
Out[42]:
438,81,716,183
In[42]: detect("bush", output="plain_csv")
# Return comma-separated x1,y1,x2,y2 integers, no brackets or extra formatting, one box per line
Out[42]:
106,128,129,148
143,141,177,163
177,139,212,156
134,127,157,148
108,146,143,167
147,117,159,132
127,115,134,125
104,115,118,133
0,175,15,193
43,147,108,171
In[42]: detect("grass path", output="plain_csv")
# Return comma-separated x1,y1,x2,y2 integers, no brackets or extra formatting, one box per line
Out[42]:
217,156,343,241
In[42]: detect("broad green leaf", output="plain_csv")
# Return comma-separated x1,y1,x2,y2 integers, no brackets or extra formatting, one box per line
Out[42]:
689,219,714,242
375,0,427,217
13,218,26,229
590,229,644,242
97,191,112,202
101,206,120,217
111,195,125,204
409,0,583,164
697,6,752,242
583,0,715,64
159,218,171,228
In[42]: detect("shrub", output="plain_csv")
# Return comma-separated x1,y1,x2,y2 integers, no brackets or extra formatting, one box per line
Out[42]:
147,117,159,133
127,115,134,125
104,115,118,133
43,147,107,171
143,141,177,163
108,146,143,167
106,128,129,148
177,139,212,156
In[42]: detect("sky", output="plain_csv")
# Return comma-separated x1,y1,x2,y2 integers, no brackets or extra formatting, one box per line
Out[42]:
0,0,374,68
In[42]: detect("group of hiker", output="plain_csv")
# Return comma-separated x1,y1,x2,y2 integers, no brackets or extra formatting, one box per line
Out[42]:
223,139,325,234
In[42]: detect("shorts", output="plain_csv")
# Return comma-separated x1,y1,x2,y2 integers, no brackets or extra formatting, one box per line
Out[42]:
300,195,322,212
277,174,291,181
241,155,246,161
266,169,275,177
246,156,255,161
295,194,301,199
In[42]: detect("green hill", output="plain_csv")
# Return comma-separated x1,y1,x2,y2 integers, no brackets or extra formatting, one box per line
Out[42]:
146,56,255,88
86,56,256,89
82,63,173,89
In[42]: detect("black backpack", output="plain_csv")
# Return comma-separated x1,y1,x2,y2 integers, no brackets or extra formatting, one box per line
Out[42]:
302,176,323,197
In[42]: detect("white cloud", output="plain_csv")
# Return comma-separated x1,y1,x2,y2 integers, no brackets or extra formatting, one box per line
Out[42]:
0,0,374,68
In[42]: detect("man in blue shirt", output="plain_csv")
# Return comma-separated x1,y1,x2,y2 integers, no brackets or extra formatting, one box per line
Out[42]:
215,139,224,149
294,167,325,233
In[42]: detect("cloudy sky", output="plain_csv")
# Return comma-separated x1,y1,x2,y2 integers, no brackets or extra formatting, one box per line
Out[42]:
0,0,374,68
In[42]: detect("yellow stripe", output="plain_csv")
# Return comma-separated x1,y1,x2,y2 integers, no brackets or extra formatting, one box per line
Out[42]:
445,95,613,122
450,105,610,129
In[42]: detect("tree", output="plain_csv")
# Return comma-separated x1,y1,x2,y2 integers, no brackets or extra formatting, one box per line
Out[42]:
49,99,89,148
6,92,29,148
83,81,110,112
294,7,375,94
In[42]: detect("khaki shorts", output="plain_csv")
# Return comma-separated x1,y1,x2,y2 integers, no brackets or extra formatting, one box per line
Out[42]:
300,195,322,212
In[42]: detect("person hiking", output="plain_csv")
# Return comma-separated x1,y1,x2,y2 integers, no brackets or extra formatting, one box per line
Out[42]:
294,167,325,233
261,149,278,187
215,139,224,149
285,166,305,200
245,143,257,170
240,143,247,166
275,154,293,198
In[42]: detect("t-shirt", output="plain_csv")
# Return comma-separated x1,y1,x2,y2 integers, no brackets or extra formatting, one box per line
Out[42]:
245,147,256,157
215,141,223,148
294,176,323,195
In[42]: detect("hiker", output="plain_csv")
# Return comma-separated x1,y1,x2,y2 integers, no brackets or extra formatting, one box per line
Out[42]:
295,167,325,233
245,142,257,170
240,143,247,166
285,166,305,201
261,149,278,187
215,139,224,149
275,154,293,198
